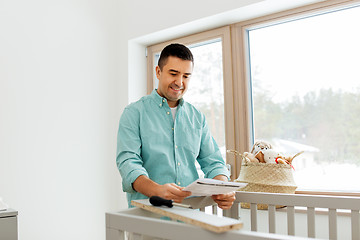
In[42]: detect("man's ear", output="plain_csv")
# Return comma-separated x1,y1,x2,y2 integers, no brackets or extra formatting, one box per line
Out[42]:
155,66,161,80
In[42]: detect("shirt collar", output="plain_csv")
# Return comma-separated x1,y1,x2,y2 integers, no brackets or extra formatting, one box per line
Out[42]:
151,89,184,108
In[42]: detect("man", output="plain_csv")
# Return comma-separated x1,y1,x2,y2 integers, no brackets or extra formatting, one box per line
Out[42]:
116,43,235,209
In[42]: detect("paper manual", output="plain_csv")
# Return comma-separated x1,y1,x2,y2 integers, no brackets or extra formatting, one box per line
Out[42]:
183,178,247,196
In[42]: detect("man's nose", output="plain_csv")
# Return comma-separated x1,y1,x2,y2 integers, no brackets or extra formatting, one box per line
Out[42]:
174,76,184,87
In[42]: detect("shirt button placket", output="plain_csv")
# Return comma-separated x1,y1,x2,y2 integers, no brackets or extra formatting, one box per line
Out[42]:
173,113,180,186
174,138,180,185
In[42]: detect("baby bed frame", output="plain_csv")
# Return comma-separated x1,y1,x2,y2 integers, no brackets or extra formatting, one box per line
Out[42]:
106,191,360,240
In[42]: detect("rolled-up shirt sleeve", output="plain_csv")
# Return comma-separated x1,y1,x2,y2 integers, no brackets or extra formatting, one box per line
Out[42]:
116,107,148,193
196,114,230,180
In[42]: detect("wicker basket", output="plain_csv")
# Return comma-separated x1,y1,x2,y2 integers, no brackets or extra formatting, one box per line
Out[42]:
235,162,297,210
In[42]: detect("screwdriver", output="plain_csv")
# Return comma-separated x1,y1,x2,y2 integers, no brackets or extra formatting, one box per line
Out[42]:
149,196,192,208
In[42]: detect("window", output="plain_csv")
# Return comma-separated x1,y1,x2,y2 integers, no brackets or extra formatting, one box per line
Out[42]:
242,3,360,192
147,0,360,194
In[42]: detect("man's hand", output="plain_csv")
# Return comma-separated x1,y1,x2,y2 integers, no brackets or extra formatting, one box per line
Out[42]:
157,183,192,203
132,175,191,203
211,191,236,210
211,174,236,209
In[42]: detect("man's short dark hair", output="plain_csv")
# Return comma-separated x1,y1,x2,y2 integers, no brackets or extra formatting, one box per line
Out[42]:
158,43,194,70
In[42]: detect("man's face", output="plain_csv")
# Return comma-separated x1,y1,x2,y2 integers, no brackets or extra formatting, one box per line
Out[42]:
156,56,193,108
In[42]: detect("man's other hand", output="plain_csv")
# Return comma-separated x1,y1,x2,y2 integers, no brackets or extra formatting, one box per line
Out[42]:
211,191,236,210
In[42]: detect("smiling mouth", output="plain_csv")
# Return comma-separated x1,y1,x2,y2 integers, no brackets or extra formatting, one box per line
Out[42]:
170,84,184,91
171,87,183,91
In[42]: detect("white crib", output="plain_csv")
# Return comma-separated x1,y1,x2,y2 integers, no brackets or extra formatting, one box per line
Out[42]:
106,191,360,240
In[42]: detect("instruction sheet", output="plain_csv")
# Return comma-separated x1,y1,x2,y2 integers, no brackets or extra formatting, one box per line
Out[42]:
183,178,247,196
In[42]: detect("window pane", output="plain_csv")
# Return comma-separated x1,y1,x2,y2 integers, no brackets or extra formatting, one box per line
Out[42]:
186,40,226,158
248,6,360,191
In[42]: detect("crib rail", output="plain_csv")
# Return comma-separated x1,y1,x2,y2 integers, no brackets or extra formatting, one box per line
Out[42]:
106,207,310,240
106,192,360,240
223,191,360,240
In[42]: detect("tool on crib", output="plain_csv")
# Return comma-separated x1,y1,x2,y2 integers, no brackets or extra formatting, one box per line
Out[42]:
149,196,192,209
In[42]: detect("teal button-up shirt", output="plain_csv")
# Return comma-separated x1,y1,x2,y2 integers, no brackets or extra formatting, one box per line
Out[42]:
116,90,229,207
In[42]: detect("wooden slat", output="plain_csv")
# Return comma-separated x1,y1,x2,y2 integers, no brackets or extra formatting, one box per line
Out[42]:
106,228,125,240
229,202,239,219
131,199,243,233
287,206,295,236
250,203,257,232
212,205,218,216
328,208,337,240
351,210,359,240
268,204,276,233
223,208,231,218
307,207,315,238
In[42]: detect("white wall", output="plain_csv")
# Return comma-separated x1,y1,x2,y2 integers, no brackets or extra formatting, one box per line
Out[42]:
0,0,125,239
0,0,324,239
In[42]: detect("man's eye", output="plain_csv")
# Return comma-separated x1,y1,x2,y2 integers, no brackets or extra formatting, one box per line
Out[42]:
170,73,176,76
183,75,188,79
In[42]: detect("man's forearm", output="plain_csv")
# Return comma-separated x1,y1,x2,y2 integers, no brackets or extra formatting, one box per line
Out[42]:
132,175,160,197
